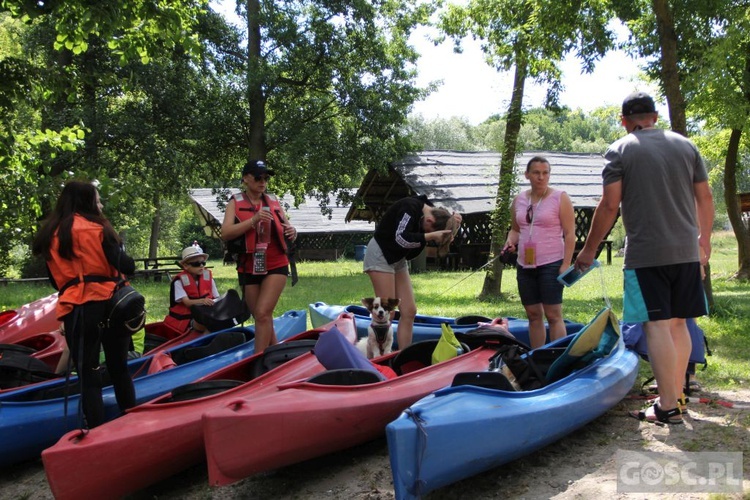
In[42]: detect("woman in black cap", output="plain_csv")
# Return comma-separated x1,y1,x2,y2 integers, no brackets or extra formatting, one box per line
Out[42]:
221,160,297,352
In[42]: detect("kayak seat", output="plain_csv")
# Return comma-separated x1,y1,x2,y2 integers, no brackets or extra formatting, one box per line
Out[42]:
546,308,620,383
392,340,437,375
392,339,472,376
307,368,383,386
454,315,492,325
0,351,56,390
174,331,246,364
165,379,244,402
251,339,318,377
0,343,37,356
451,371,517,391
457,325,530,351
529,347,567,375
190,289,251,332
143,333,169,353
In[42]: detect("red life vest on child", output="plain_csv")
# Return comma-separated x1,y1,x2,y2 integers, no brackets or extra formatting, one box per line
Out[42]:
162,269,214,334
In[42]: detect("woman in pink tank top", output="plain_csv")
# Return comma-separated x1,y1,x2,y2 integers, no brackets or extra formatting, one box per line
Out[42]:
502,156,576,348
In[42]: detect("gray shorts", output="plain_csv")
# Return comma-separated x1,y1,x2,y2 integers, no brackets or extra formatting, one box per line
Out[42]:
363,238,408,274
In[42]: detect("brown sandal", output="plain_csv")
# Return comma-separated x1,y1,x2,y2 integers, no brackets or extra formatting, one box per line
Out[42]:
630,402,683,425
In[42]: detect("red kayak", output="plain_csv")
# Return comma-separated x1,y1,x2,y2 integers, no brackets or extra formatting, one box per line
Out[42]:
41,313,356,500
202,331,518,487
0,293,60,344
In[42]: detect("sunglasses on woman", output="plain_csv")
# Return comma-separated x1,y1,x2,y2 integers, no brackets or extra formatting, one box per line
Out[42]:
187,261,206,267
526,204,534,224
254,175,271,182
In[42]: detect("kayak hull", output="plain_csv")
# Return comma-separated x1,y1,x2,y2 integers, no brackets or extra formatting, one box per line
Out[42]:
386,339,639,499
202,337,510,487
0,293,61,343
42,314,354,500
0,309,307,467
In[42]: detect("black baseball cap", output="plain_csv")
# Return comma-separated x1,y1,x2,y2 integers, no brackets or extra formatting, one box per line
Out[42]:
622,91,656,116
242,160,275,177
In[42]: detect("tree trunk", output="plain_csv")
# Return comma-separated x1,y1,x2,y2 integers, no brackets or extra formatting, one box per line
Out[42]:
724,128,750,280
480,51,527,298
246,0,267,160
148,194,161,259
651,0,717,304
651,0,687,135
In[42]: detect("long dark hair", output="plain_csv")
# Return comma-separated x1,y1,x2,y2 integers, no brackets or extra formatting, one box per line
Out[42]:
32,181,120,260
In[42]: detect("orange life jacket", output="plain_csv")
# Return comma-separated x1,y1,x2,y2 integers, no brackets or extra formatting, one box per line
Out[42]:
163,269,214,334
47,215,120,320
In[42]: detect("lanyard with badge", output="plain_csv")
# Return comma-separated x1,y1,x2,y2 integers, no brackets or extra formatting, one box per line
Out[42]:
524,189,547,267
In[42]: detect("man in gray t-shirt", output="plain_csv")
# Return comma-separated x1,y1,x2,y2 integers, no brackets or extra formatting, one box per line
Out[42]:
575,92,714,424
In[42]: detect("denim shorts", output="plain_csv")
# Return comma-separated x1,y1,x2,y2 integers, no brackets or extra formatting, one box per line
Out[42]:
516,260,564,306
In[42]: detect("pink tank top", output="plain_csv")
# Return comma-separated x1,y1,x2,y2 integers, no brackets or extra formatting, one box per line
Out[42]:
515,190,564,268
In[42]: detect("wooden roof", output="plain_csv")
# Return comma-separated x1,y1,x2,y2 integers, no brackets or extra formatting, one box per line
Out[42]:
189,188,374,238
347,150,606,221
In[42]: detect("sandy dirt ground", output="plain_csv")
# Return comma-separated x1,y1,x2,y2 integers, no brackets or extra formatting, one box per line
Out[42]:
1,387,748,500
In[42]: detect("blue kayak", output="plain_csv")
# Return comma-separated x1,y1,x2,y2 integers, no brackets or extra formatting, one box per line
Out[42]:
386,308,639,499
0,309,307,467
308,302,584,347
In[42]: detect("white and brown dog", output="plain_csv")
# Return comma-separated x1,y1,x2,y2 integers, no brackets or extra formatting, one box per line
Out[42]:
357,297,400,359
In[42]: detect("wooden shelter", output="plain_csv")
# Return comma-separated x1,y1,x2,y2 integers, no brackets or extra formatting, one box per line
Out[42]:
346,150,616,269
189,188,373,260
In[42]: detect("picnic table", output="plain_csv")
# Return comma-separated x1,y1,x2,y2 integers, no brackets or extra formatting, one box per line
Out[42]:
131,257,214,282
132,256,182,282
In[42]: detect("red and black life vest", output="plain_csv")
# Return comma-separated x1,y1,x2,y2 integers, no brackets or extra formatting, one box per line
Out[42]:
233,192,289,255
162,269,214,334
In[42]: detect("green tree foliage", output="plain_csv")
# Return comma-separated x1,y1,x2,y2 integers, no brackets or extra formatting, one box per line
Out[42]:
0,1,208,274
405,114,484,150
229,0,432,206
685,4,750,279
406,106,624,153
613,0,750,280
437,0,615,297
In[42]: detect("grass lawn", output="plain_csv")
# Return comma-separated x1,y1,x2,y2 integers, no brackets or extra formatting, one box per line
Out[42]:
2,231,747,391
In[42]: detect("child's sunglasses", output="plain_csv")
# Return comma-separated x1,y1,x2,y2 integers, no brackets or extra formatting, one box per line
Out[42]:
187,261,206,267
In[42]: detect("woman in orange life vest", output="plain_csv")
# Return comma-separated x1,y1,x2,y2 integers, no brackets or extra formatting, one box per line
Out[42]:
31,180,136,428
163,245,220,334
221,160,297,352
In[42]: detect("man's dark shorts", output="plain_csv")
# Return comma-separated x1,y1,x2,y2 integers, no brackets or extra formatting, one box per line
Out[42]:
516,260,564,306
623,262,706,322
